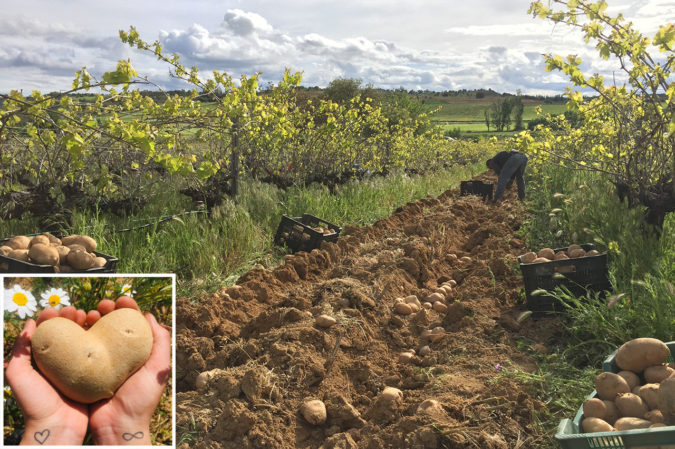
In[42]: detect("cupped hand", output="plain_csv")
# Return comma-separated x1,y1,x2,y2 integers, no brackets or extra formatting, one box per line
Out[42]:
5,318,88,445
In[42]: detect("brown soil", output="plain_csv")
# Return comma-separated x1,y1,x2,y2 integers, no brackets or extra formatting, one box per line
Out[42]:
176,174,560,449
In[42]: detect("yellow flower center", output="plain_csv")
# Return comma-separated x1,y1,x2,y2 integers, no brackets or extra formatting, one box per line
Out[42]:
48,295,61,306
12,292,28,306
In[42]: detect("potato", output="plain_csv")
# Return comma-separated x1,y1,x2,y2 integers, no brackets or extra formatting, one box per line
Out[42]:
644,365,674,383
6,235,31,250
568,248,586,258
614,417,652,430
31,308,153,403
92,256,108,268
394,302,413,315
67,250,94,270
43,233,61,245
554,252,569,260
398,351,414,364
645,409,665,423
617,370,640,390
380,386,403,402
583,398,607,419
658,378,675,425
532,257,551,263
520,252,537,264
405,295,422,307
8,249,29,262
566,244,582,254
615,393,648,418
432,301,448,313
29,235,50,247
581,417,613,433
28,244,60,266
426,292,444,303
418,345,431,357
61,235,97,252
0,245,12,256
416,399,443,415
594,372,631,400
67,244,88,253
587,249,599,256
54,245,71,264
315,314,337,328
615,338,670,373
638,383,661,410
603,400,620,425
300,399,327,425
537,248,555,259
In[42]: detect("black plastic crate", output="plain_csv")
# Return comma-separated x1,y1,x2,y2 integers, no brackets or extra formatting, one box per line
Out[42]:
274,214,341,253
517,243,611,315
460,181,493,200
0,236,118,273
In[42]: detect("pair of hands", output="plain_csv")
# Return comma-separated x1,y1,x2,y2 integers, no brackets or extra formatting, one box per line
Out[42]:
5,297,171,446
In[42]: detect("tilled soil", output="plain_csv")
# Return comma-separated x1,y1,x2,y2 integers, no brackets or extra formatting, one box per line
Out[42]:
176,174,559,449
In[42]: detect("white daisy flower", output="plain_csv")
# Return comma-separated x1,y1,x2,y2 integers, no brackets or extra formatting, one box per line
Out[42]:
39,287,71,309
4,285,37,319
120,283,136,297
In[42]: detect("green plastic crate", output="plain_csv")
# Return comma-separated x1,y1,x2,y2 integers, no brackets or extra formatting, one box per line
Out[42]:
555,341,675,448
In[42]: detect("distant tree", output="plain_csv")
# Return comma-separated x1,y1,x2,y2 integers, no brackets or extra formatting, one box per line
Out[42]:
484,109,491,131
512,92,524,131
323,78,362,104
490,98,514,131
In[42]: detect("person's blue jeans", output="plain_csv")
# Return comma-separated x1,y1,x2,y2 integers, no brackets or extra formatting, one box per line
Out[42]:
495,153,527,201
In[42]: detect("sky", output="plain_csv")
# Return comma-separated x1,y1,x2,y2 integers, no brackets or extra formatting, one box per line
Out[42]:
0,0,672,95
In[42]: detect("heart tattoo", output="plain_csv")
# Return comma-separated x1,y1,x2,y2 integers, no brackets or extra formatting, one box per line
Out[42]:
34,429,50,445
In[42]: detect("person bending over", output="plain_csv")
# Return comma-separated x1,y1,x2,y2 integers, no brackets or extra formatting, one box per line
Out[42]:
486,149,528,202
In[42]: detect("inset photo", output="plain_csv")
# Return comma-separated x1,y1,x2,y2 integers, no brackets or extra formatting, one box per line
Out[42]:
3,275,174,447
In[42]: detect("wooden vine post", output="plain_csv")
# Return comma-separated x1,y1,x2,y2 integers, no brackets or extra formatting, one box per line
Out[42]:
230,118,240,198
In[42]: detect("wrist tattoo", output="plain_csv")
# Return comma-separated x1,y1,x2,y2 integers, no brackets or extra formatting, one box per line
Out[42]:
34,429,50,445
122,431,144,441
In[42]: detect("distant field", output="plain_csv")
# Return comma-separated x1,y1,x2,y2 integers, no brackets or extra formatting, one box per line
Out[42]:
421,96,567,133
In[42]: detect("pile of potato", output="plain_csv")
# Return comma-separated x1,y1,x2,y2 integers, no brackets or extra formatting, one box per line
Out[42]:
279,224,336,244
520,244,600,264
0,233,106,272
582,338,675,434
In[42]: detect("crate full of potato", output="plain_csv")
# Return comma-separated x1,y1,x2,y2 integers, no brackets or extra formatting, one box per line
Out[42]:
0,233,118,273
274,214,341,254
517,243,610,314
555,338,675,449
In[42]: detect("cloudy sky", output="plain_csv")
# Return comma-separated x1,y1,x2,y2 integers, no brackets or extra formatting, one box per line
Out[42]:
0,0,672,95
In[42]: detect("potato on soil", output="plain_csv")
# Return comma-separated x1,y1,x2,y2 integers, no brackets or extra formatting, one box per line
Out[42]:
28,244,60,266
583,398,607,419
404,295,421,307
644,364,674,383
614,393,648,418
537,248,555,259
416,399,443,415
6,235,32,250
301,399,327,425
432,301,448,313
61,235,97,252
615,338,670,373
520,252,537,264
394,302,413,315
380,387,403,402
67,250,94,270
617,370,640,390
614,417,652,430
315,314,337,328
581,417,613,433
594,372,631,400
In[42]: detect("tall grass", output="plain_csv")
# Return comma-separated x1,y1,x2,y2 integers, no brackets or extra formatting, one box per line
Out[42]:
0,163,483,297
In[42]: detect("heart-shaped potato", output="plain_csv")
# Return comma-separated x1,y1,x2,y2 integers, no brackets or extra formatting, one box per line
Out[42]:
31,308,153,403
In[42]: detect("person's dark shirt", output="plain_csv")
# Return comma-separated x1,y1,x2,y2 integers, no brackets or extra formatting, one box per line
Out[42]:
490,150,519,174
